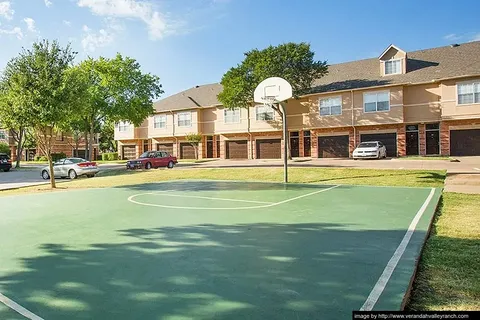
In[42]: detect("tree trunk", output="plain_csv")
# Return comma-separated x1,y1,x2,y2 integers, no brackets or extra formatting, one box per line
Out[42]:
47,151,56,188
84,129,89,160
194,146,198,160
15,128,24,168
89,123,95,161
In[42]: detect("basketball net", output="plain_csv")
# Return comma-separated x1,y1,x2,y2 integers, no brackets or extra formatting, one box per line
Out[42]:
262,96,278,109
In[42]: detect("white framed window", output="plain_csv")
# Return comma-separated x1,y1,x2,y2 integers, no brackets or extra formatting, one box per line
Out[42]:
224,108,240,123
364,91,390,112
177,112,192,127
319,96,342,116
255,105,275,121
385,59,401,75
117,121,130,132
154,115,167,129
457,82,480,105
0,130,6,140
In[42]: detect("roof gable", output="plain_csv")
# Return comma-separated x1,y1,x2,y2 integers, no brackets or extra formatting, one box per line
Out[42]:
379,44,406,60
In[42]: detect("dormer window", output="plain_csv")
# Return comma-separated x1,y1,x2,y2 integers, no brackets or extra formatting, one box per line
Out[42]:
385,59,401,75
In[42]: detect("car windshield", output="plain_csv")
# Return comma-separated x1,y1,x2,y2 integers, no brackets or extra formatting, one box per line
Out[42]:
358,142,377,148
0,154,8,160
139,151,155,158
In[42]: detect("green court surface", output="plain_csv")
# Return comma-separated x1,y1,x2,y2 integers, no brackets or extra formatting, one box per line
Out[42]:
0,180,442,320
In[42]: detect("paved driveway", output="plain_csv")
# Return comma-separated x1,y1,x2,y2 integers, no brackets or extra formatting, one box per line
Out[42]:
0,168,48,190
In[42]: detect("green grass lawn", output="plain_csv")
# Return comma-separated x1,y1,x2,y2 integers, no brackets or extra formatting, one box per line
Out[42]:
407,192,480,311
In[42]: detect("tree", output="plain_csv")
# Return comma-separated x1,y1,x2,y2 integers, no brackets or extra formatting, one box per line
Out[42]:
0,142,9,154
98,120,116,153
0,40,83,188
217,42,328,160
185,133,202,160
74,54,163,160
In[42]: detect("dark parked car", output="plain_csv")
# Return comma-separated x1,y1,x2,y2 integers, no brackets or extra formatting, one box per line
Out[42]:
0,153,12,172
126,151,178,170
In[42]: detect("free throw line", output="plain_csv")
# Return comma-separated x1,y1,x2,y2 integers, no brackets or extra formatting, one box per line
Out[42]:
360,188,436,311
151,193,274,204
0,292,44,320
128,185,339,210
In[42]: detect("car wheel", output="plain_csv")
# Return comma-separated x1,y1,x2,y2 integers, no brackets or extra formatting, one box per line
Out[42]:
42,170,50,180
68,169,78,179
145,162,152,170
167,161,174,169
87,174,95,178
3,168,10,172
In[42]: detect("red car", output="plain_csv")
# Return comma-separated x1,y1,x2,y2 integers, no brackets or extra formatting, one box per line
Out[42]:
126,151,178,170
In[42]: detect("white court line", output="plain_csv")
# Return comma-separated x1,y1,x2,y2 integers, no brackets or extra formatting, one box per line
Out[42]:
128,185,340,210
360,188,436,311
474,168,480,171
151,193,273,204
0,292,44,320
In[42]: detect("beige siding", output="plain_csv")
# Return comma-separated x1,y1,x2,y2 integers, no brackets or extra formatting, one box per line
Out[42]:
148,113,174,138
214,107,250,133
249,105,283,132
114,120,148,140
354,86,404,125
174,110,200,136
403,84,442,122
441,78,480,119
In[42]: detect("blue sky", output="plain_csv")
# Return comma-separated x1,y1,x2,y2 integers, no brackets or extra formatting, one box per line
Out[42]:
0,0,479,98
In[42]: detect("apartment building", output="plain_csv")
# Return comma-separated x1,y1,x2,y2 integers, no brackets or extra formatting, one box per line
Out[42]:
115,41,480,160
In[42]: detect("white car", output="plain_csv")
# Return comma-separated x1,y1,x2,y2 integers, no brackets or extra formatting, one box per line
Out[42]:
41,158,99,180
353,141,387,159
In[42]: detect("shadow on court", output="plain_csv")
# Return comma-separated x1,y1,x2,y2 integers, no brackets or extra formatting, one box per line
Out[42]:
0,223,426,320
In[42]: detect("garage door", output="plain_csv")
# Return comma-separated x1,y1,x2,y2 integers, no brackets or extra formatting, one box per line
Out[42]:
122,145,136,160
361,133,397,157
180,143,196,159
318,135,349,158
156,143,173,155
450,129,480,156
226,140,248,159
256,139,281,159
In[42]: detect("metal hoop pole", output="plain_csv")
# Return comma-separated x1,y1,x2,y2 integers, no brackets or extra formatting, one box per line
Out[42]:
279,102,288,183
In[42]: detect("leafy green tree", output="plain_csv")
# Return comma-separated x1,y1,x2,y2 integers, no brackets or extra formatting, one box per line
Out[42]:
217,42,328,108
0,40,83,187
0,142,10,154
217,42,328,159
74,54,163,160
99,120,116,153
185,133,202,160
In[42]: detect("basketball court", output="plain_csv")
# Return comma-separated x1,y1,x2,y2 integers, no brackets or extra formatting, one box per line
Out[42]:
0,180,441,319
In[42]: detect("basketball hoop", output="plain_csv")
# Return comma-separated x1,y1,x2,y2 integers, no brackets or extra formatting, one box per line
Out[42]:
253,77,293,183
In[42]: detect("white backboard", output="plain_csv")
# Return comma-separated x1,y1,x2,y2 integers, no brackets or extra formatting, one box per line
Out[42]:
254,77,293,104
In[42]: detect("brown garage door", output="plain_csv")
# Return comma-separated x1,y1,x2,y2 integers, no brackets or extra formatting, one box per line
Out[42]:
256,139,281,159
226,140,248,159
318,135,349,158
180,143,196,159
361,133,397,157
450,129,480,156
122,145,136,160
156,143,173,155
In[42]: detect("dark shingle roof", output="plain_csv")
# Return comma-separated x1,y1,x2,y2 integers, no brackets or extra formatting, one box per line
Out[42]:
153,41,480,111
311,41,480,93
153,83,222,112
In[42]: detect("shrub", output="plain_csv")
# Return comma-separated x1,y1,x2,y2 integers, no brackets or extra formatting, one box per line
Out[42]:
102,152,119,161
34,155,48,161
51,152,67,162
0,142,10,155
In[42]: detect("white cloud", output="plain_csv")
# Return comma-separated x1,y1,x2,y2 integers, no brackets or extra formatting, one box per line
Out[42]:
44,0,52,7
77,0,169,40
470,33,480,42
63,20,71,26
0,1,14,20
23,17,38,33
81,24,115,52
0,26,23,39
444,33,462,41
